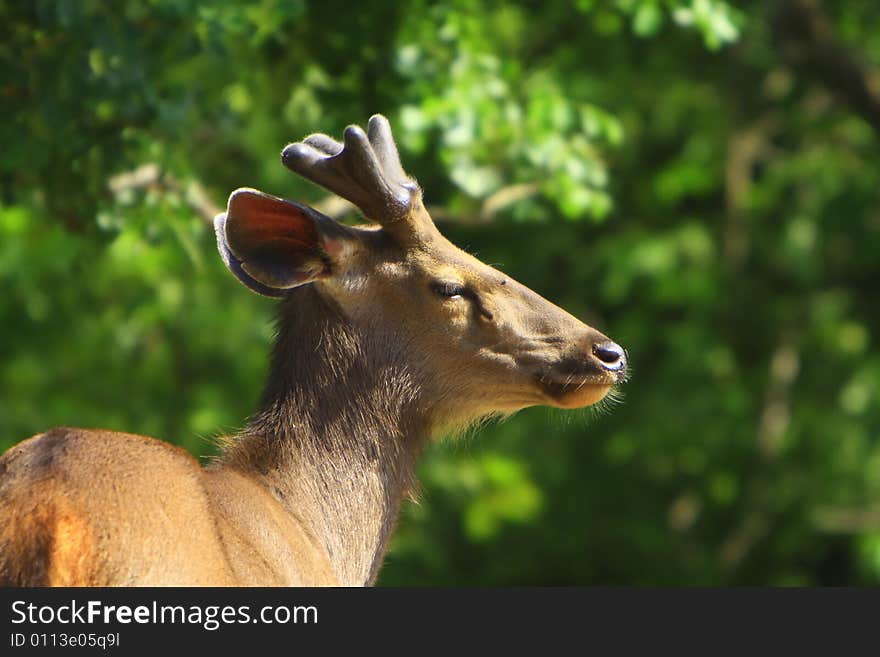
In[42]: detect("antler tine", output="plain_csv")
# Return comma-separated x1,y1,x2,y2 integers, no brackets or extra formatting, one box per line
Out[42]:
340,124,392,209
280,141,353,201
281,115,433,243
367,114,408,184
303,133,342,156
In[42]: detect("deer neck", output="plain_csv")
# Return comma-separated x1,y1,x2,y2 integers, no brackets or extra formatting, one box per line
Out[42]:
219,286,430,586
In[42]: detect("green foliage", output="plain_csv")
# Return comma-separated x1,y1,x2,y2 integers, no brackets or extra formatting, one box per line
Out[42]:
2,0,879,585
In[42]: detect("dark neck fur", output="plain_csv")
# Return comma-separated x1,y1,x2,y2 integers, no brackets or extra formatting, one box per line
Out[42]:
219,285,430,585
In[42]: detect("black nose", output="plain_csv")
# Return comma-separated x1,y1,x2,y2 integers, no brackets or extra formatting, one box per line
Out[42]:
592,341,627,372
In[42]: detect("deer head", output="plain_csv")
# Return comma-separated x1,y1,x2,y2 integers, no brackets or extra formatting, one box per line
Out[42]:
214,115,626,431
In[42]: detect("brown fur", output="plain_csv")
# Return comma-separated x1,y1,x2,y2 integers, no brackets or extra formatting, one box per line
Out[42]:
0,116,627,586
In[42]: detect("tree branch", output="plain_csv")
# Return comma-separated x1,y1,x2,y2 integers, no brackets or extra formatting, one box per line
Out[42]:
108,164,221,224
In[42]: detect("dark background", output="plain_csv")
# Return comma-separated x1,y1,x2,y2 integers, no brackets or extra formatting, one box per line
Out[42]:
2,0,879,585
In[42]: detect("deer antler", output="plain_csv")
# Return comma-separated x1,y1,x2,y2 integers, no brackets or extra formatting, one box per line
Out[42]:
281,115,433,244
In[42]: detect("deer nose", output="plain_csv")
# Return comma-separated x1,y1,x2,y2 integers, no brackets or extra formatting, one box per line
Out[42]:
592,341,627,372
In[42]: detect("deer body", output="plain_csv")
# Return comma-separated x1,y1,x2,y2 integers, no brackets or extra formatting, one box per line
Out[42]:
0,428,337,586
0,116,627,586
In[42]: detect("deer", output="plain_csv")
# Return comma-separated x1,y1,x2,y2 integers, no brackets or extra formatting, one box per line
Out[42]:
0,115,627,586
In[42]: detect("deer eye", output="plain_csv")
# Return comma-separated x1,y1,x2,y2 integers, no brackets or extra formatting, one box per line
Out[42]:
431,281,466,299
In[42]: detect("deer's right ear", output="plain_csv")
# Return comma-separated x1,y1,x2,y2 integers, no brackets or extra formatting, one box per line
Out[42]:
215,188,347,297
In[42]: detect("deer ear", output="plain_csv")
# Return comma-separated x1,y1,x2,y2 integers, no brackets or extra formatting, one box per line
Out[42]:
215,188,340,297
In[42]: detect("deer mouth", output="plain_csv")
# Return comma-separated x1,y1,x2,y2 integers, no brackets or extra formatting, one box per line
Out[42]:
537,376,617,408
534,353,627,408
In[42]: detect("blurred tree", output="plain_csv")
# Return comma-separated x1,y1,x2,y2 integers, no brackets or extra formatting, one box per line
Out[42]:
1,0,879,585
